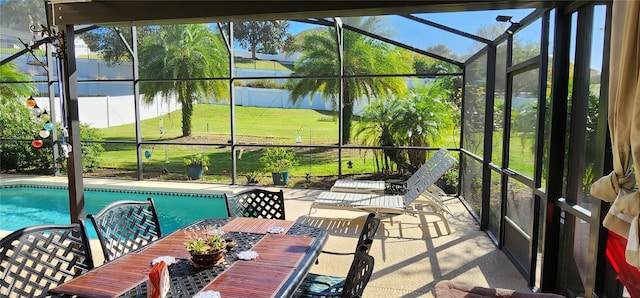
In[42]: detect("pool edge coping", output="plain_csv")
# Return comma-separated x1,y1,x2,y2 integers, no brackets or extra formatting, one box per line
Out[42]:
0,175,245,196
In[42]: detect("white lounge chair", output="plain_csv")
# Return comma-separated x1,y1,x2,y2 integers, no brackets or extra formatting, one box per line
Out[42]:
330,148,455,194
311,155,458,234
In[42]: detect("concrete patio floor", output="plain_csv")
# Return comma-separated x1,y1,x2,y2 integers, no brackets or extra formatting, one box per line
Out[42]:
0,176,531,297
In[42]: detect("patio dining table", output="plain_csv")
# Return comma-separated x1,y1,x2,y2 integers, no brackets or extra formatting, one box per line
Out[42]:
48,217,328,298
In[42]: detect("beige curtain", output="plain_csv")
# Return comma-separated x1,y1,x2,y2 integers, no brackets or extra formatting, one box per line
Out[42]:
591,0,640,268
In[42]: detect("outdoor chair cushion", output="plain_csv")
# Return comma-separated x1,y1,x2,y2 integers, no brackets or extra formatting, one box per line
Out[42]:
434,280,564,298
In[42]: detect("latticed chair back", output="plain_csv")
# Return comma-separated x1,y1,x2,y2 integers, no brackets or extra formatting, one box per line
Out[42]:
341,245,375,298
356,213,381,254
87,198,162,263
294,244,375,298
224,188,286,220
0,221,95,297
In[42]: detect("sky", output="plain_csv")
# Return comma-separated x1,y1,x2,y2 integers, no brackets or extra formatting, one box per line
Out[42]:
280,7,607,71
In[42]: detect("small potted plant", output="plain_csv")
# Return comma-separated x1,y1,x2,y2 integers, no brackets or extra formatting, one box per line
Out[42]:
183,153,210,180
259,147,298,185
184,232,227,266
244,171,260,185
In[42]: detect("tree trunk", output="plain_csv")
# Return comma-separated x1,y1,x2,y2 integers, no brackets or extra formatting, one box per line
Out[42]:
181,97,193,137
342,89,353,145
408,137,427,171
251,44,257,60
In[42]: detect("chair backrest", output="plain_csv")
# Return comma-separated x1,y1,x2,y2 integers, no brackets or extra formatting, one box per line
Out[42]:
405,148,450,188
357,213,381,254
0,221,94,297
404,152,458,206
224,188,286,220
87,197,162,263
341,244,375,298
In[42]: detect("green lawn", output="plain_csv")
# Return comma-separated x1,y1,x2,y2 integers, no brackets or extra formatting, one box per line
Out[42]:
234,57,294,71
90,102,466,186
95,103,464,184
97,104,383,183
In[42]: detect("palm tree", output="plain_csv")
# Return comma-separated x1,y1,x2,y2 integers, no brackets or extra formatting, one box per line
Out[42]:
286,17,412,144
353,99,403,173
138,24,229,137
0,62,37,105
355,82,455,172
392,82,455,169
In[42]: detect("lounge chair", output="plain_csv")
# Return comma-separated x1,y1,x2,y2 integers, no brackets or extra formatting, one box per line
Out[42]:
310,160,457,235
330,148,455,195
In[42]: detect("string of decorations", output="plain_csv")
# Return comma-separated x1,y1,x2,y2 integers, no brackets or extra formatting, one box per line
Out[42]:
24,24,71,159
25,95,52,148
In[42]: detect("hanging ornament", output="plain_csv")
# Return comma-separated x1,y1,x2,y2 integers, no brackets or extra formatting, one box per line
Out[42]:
39,110,50,122
62,143,72,157
33,116,45,124
39,129,51,138
31,104,42,117
43,122,54,131
26,96,36,107
31,139,44,148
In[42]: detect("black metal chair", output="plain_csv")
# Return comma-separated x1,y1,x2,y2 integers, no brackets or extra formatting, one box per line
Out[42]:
0,221,95,297
294,244,375,298
224,188,286,220
321,213,380,256
87,198,162,263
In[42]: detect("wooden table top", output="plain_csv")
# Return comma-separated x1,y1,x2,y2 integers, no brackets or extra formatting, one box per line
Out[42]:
200,262,294,297
220,217,296,234
48,217,326,298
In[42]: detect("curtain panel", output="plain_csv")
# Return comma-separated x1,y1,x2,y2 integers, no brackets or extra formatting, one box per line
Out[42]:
590,0,640,269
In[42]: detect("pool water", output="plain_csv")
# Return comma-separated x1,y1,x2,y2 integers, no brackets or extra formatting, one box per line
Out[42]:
0,186,228,238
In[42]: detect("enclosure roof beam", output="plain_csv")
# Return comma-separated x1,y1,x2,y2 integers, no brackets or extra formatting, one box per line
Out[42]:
46,1,554,26
0,25,98,66
400,14,493,44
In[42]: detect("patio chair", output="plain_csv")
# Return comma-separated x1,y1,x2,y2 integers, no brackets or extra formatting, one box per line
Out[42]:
294,244,375,298
224,188,286,220
330,148,455,195
311,168,454,234
0,221,95,297
321,213,381,256
87,197,162,263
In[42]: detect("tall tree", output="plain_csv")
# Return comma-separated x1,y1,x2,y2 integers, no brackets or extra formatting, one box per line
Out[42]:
138,24,229,137
222,21,289,59
0,0,46,31
286,17,412,144
80,27,153,66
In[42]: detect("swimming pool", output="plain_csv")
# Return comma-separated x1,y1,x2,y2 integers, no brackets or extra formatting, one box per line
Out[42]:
0,185,228,238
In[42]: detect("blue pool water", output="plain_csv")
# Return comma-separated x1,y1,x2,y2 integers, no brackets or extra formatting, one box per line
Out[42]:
0,185,228,238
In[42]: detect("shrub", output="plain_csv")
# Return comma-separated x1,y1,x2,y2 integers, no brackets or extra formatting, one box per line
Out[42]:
259,147,298,173
0,99,104,173
0,99,51,172
235,79,285,89
77,124,105,171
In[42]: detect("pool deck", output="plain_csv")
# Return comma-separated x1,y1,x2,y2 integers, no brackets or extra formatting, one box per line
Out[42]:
1,175,531,297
